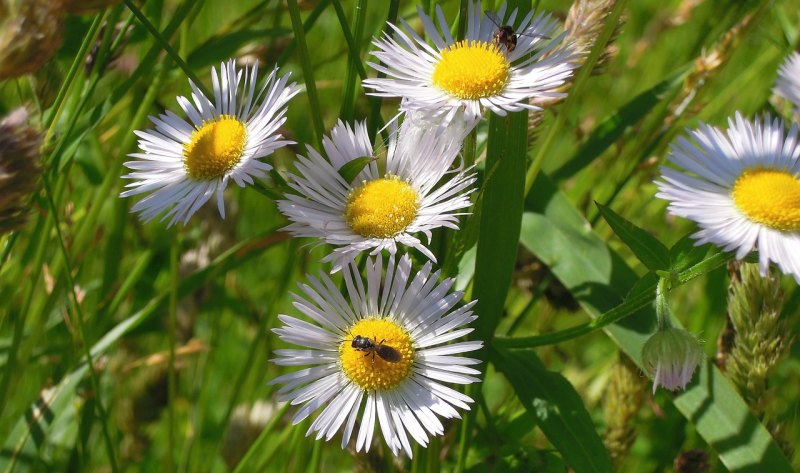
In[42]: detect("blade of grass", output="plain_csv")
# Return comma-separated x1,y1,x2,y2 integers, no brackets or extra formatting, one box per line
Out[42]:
218,242,297,438
367,0,399,140
524,0,627,195
231,403,292,473
336,0,367,122
167,233,179,473
287,0,325,151
40,174,119,472
122,0,210,98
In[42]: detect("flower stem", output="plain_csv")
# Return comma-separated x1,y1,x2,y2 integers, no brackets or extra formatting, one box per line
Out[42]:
656,276,673,331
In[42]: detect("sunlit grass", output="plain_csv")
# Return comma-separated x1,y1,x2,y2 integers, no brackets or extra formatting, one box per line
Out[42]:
1,0,799,472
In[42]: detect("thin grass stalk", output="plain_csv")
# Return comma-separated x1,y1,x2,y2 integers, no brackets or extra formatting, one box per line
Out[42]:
367,0,399,138
70,63,167,262
276,0,331,66
67,0,197,255
34,63,168,349
494,250,733,349
122,0,210,97
287,0,325,150
337,0,367,122
306,441,322,473
41,174,119,472
591,5,768,224
219,243,297,434
168,233,180,473
231,403,292,473
330,0,388,141
524,0,627,195
0,209,52,419
42,14,105,144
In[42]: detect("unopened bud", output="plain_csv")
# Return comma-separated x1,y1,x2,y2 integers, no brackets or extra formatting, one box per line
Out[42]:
642,327,703,393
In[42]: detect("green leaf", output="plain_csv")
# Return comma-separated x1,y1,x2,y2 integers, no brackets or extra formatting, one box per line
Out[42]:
551,66,691,181
669,233,715,273
337,156,374,184
596,202,670,271
473,111,529,341
461,110,528,468
0,230,288,471
518,172,794,473
493,348,614,473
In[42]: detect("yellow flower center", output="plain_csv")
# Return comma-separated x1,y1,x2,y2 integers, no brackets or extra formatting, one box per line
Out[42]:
732,168,800,231
432,40,510,100
183,115,247,180
340,318,415,391
345,177,419,238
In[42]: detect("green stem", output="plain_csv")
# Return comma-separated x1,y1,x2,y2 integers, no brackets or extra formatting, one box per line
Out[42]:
41,174,119,472
276,0,331,67
655,276,672,331
523,0,628,195
122,0,210,98
494,250,733,349
287,0,325,151
367,0,399,141
336,0,367,122
167,232,179,473
42,14,105,144
71,64,167,261
0,206,52,419
219,243,296,433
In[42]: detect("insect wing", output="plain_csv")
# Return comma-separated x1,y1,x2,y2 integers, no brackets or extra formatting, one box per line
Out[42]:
376,344,403,363
516,29,550,41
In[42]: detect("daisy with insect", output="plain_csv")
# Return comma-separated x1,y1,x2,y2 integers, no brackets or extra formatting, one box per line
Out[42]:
120,59,300,226
277,114,476,272
362,1,578,127
270,255,483,458
656,112,800,283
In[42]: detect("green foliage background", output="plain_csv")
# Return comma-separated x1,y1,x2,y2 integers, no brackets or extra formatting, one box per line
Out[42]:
1,0,799,472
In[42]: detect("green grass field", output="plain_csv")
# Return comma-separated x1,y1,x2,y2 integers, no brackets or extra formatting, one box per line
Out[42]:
1,0,800,471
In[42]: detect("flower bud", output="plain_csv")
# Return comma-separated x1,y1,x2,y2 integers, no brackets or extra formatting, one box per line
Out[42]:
641,327,703,393
0,108,42,234
0,0,64,80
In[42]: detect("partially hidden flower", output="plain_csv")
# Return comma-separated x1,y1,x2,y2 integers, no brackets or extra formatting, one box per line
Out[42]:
0,108,41,234
656,113,800,283
270,255,483,457
362,1,578,128
120,59,300,226
641,326,703,393
774,52,800,111
277,115,476,272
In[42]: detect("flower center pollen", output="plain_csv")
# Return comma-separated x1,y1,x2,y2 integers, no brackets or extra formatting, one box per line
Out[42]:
183,115,247,180
345,177,419,238
432,40,510,100
732,168,800,231
340,318,414,391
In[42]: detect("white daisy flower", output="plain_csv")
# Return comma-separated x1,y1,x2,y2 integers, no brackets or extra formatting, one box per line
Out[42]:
277,115,476,272
774,52,800,111
270,255,482,457
362,1,577,127
120,59,300,226
656,113,800,283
